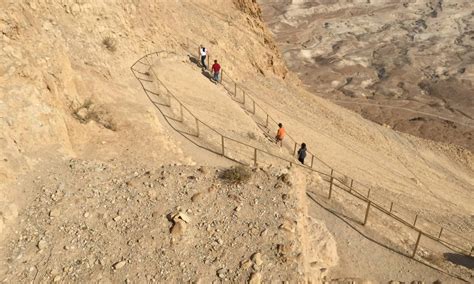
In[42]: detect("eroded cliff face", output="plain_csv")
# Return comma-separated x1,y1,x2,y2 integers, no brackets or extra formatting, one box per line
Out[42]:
233,0,289,78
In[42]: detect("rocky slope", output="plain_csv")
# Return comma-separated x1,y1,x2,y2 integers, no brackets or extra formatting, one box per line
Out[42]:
259,0,474,151
0,0,473,282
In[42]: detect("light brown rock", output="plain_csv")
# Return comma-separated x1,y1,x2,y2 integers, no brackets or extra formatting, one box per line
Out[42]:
249,272,262,284
171,220,186,236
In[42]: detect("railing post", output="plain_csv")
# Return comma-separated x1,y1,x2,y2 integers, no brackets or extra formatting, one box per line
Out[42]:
293,142,297,155
195,118,200,137
349,179,353,192
389,202,394,213
438,227,443,239
221,136,225,156
328,176,334,200
253,148,257,166
327,169,334,199
363,201,371,225
234,82,237,96
413,214,418,227
412,231,422,258
310,155,314,168
265,114,269,128
243,91,246,105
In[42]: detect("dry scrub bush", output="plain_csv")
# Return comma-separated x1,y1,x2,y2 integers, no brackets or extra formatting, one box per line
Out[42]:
247,132,257,140
102,36,117,52
72,99,117,131
220,165,252,184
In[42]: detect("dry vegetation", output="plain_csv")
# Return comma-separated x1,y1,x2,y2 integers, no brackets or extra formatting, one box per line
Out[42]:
72,99,117,131
102,36,117,52
220,165,252,184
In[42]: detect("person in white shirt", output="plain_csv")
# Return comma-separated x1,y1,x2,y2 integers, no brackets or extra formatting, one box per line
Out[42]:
199,45,208,69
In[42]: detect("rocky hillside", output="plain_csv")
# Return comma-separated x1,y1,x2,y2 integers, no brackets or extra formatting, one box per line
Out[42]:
259,0,474,151
0,0,288,232
1,0,473,282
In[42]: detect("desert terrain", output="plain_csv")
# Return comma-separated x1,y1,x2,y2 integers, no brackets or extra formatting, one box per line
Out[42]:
259,0,474,151
0,0,473,282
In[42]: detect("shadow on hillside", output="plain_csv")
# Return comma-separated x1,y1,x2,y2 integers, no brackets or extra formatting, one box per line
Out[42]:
187,54,215,83
201,69,215,83
444,253,474,269
188,55,200,67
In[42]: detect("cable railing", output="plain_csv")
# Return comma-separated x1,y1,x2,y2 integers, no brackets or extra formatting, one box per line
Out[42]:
131,51,473,269
189,46,474,257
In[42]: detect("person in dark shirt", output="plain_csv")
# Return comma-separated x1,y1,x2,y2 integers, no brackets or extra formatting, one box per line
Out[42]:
211,60,221,83
297,143,307,164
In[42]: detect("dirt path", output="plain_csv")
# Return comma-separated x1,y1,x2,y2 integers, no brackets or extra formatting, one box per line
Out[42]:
306,193,465,283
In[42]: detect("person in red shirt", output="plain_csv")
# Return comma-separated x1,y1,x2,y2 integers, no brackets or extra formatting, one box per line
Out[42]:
211,60,221,83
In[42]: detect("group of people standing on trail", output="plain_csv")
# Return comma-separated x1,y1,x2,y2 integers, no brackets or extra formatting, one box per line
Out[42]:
200,45,221,83
275,123,307,165
200,45,307,165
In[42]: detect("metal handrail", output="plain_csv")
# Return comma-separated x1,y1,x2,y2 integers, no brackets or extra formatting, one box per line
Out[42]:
131,51,473,258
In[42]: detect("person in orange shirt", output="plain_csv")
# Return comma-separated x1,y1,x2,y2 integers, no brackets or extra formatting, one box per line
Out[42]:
275,123,285,147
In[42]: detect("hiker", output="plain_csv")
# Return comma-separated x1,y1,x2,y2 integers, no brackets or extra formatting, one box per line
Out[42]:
275,123,285,147
211,59,221,82
199,45,208,69
297,143,307,164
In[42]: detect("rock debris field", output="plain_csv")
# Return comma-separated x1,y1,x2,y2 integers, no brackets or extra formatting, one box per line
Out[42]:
0,159,327,283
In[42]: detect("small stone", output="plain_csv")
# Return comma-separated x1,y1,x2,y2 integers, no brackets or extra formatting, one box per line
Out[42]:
217,268,226,279
83,212,90,218
249,272,262,284
37,240,48,250
240,259,252,270
172,212,191,223
113,260,126,270
53,275,61,282
191,192,204,202
197,166,208,174
279,219,295,233
234,206,241,212
251,252,263,266
49,209,60,217
113,216,121,222
171,220,186,236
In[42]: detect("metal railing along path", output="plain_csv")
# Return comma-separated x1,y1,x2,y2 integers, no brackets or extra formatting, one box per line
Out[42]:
130,51,473,266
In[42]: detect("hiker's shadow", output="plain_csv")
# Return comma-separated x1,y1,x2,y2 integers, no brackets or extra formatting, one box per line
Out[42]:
187,55,213,82
443,253,474,269
201,69,215,83
188,55,200,67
